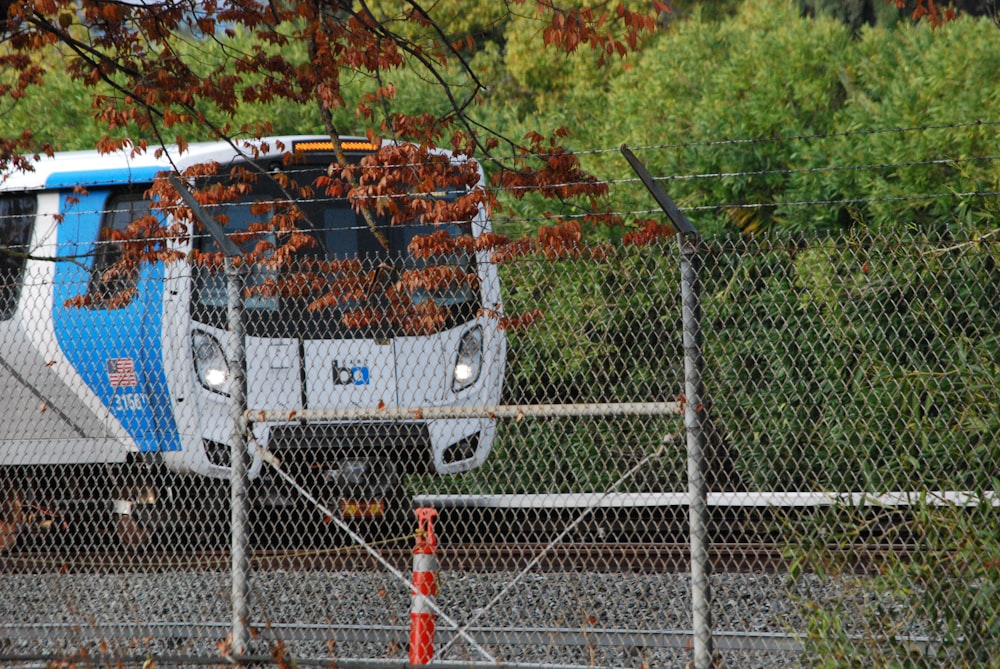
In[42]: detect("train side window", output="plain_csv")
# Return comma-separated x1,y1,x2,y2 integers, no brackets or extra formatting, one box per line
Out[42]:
0,194,37,320
88,193,152,308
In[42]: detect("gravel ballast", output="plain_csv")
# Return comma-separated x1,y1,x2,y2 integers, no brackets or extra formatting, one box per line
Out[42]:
0,566,834,668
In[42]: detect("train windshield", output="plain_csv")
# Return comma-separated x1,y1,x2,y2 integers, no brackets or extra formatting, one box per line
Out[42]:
0,195,36,320
191,167,479,338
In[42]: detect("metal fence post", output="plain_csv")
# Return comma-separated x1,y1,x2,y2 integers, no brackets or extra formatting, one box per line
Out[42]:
168,175,252,658
226,256,251,657
679,231,713,669
620,147,714,669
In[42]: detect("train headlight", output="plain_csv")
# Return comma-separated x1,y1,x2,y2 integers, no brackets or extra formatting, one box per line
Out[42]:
452,325,483,392
192,331,230,395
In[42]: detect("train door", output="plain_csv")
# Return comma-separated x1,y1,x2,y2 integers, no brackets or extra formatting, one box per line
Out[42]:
52,189,181,457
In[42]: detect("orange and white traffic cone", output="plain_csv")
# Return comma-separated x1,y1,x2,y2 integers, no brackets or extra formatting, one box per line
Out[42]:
409,507,438,665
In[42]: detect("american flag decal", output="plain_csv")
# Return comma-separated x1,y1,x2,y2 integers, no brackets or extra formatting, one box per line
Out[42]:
107,357,137,388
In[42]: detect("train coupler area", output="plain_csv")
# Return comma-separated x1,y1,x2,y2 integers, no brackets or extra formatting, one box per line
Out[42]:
253,445,412,546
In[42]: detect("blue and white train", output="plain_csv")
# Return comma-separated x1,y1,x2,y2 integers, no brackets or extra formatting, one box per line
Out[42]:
0,136,505,548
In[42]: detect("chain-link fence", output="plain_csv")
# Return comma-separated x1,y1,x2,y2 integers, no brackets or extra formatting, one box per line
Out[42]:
2,160,999,668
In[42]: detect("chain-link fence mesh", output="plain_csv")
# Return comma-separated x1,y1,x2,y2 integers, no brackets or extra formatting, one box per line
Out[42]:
2,163,999,668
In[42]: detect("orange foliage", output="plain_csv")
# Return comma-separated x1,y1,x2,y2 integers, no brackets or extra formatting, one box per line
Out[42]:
496,129,609,206
395,299,449,336
538,2,667,64
622,219,676,247
400,266,479,295
890,0,957,27
498,309,543,331
4,0,673,330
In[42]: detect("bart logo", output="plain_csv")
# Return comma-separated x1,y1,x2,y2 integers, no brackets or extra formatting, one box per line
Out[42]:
333,360,370,386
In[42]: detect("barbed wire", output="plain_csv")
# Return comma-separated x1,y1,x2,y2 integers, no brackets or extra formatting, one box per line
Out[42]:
488,191,1000,227
1,117,997,245
562,118,1000,157
2,186,998,241
11,146,1000,213
4,118,996,190
622,154,1000,184
169,148,1000,202
685,189,1000,213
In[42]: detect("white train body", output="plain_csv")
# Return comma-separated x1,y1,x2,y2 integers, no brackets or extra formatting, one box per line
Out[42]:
0,137,505,533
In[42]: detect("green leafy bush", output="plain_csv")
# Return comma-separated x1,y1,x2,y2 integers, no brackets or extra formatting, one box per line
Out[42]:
702,229,1000,491
592,1,1000,237
791,498,1000,667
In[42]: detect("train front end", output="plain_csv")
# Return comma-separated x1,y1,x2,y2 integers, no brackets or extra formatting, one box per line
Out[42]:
161,137,506,531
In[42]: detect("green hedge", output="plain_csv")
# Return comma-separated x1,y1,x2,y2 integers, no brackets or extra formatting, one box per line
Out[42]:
464,227,1000,496
702,231,1000,491
588,0,1000,237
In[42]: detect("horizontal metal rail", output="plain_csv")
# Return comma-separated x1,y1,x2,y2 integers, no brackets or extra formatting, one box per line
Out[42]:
0,658,647,669
0,655,769,669
0,621,806,652
415,490,1000,509
246,402,684,423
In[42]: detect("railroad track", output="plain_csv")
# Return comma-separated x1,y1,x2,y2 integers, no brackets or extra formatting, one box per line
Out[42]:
0,497,953,667
0,497,937,574
0,540,917,575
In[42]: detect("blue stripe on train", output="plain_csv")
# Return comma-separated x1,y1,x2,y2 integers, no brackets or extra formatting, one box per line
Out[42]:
45,166,164,190
52,189,181,453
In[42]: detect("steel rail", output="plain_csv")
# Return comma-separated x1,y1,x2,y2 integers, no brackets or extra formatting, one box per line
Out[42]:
245,402,684,423
1,541,919,575
415,490,1000,509
0,620,809,652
